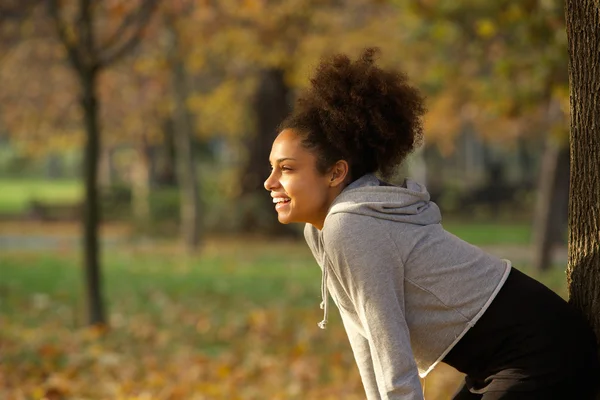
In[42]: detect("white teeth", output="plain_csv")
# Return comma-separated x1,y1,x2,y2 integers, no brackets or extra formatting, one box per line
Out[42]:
273,198,290,203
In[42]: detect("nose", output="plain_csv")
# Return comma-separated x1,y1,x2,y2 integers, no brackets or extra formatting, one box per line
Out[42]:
264,169,279,191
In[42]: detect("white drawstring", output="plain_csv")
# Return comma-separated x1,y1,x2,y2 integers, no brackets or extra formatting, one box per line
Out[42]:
318,264,329,329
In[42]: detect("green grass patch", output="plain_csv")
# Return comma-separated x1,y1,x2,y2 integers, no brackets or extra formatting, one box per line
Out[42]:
0,244,322,324
0,179,82,214
443,221,532,246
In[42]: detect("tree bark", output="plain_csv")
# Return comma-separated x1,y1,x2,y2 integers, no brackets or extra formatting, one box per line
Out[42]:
564,0,600,378
80,67,105,326
166,22,201,251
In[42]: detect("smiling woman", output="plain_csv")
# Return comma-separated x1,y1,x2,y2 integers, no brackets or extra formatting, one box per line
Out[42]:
263,48,600,400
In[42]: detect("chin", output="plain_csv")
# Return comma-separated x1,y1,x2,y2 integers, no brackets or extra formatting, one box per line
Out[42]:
277,215,291,224
278,213,303,225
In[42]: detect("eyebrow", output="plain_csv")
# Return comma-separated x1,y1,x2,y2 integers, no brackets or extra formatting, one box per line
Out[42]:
270,157,297,164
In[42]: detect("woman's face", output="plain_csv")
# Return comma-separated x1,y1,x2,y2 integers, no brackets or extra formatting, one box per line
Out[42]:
264,129,340,229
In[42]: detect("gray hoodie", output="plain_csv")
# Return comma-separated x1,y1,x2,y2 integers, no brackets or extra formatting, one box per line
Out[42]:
304,174,511,400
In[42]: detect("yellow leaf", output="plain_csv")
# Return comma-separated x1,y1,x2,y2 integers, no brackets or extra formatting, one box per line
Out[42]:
476,19,496,38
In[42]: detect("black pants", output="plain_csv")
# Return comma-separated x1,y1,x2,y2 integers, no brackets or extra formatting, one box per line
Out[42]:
443,268,600,399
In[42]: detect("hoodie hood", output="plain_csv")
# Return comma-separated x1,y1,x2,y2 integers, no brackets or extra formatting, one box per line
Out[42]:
316,173,441,330
326,173,441,226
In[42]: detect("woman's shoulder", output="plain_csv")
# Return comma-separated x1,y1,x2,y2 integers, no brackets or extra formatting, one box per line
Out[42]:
322,212,384,250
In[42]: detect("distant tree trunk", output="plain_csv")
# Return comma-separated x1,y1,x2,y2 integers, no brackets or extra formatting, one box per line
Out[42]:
80,68,105,326
99,146,116,188
131,138,151,225
49,0,158,326
533,141,569,271
516,137,536,188
239,68,296,236
166,21,201,251
564,0,600,372
156,117,178,187
533,100,569,271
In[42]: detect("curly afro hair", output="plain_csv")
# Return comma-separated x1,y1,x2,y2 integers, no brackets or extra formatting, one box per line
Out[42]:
279,47,426,181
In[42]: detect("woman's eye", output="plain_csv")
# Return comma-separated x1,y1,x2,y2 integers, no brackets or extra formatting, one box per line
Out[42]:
281,166,292,171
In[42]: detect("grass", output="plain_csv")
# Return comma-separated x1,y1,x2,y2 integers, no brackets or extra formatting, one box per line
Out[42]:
443,220,532,246
0,178,82,214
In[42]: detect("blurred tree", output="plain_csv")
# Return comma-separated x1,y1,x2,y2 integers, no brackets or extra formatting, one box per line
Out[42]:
99,59,168,225
163,3,202,251
47,0,159,326
241,67,292,234
564,0,600,370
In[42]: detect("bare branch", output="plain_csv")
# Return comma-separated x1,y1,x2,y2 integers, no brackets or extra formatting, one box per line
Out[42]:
48,0,83,72
78,0,94,64
99,2,147,53
98,0,159,68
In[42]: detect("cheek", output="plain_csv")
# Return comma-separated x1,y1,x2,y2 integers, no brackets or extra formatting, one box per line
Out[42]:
293,182,327,209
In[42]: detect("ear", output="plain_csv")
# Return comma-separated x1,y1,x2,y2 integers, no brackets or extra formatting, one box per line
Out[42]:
329,160,349,188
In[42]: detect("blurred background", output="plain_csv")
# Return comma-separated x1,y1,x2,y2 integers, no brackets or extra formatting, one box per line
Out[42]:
0,1,571,399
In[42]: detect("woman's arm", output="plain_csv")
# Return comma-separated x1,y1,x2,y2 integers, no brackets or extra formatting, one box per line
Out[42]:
324,213,424,400
340,312,382,399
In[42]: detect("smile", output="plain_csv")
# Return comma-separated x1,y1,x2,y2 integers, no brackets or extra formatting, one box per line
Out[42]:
273,197,291,210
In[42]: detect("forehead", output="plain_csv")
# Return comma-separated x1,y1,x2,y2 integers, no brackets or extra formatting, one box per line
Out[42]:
269,129,309,161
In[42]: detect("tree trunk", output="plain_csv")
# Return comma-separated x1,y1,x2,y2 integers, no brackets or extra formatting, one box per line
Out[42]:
564,0,600,379
239,68,296,236
166,24,201,251
99,145,116,188
156,117,178,187
131,141,151,225
80,68,105,326
48,0,158,329
533,138,569,271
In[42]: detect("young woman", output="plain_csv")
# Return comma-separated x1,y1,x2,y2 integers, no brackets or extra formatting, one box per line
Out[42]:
263,48,599,399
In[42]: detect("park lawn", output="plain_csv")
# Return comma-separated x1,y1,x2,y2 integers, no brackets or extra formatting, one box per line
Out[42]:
0,179,82,214
0,236,568,400
443,220,532,246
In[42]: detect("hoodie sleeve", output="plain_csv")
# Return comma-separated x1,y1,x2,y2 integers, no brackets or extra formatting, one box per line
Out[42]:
323,213,424,400
340,312,382,399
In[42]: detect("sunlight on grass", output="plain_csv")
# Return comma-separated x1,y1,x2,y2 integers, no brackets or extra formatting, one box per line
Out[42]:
443,221,532,246
0,179,82,214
